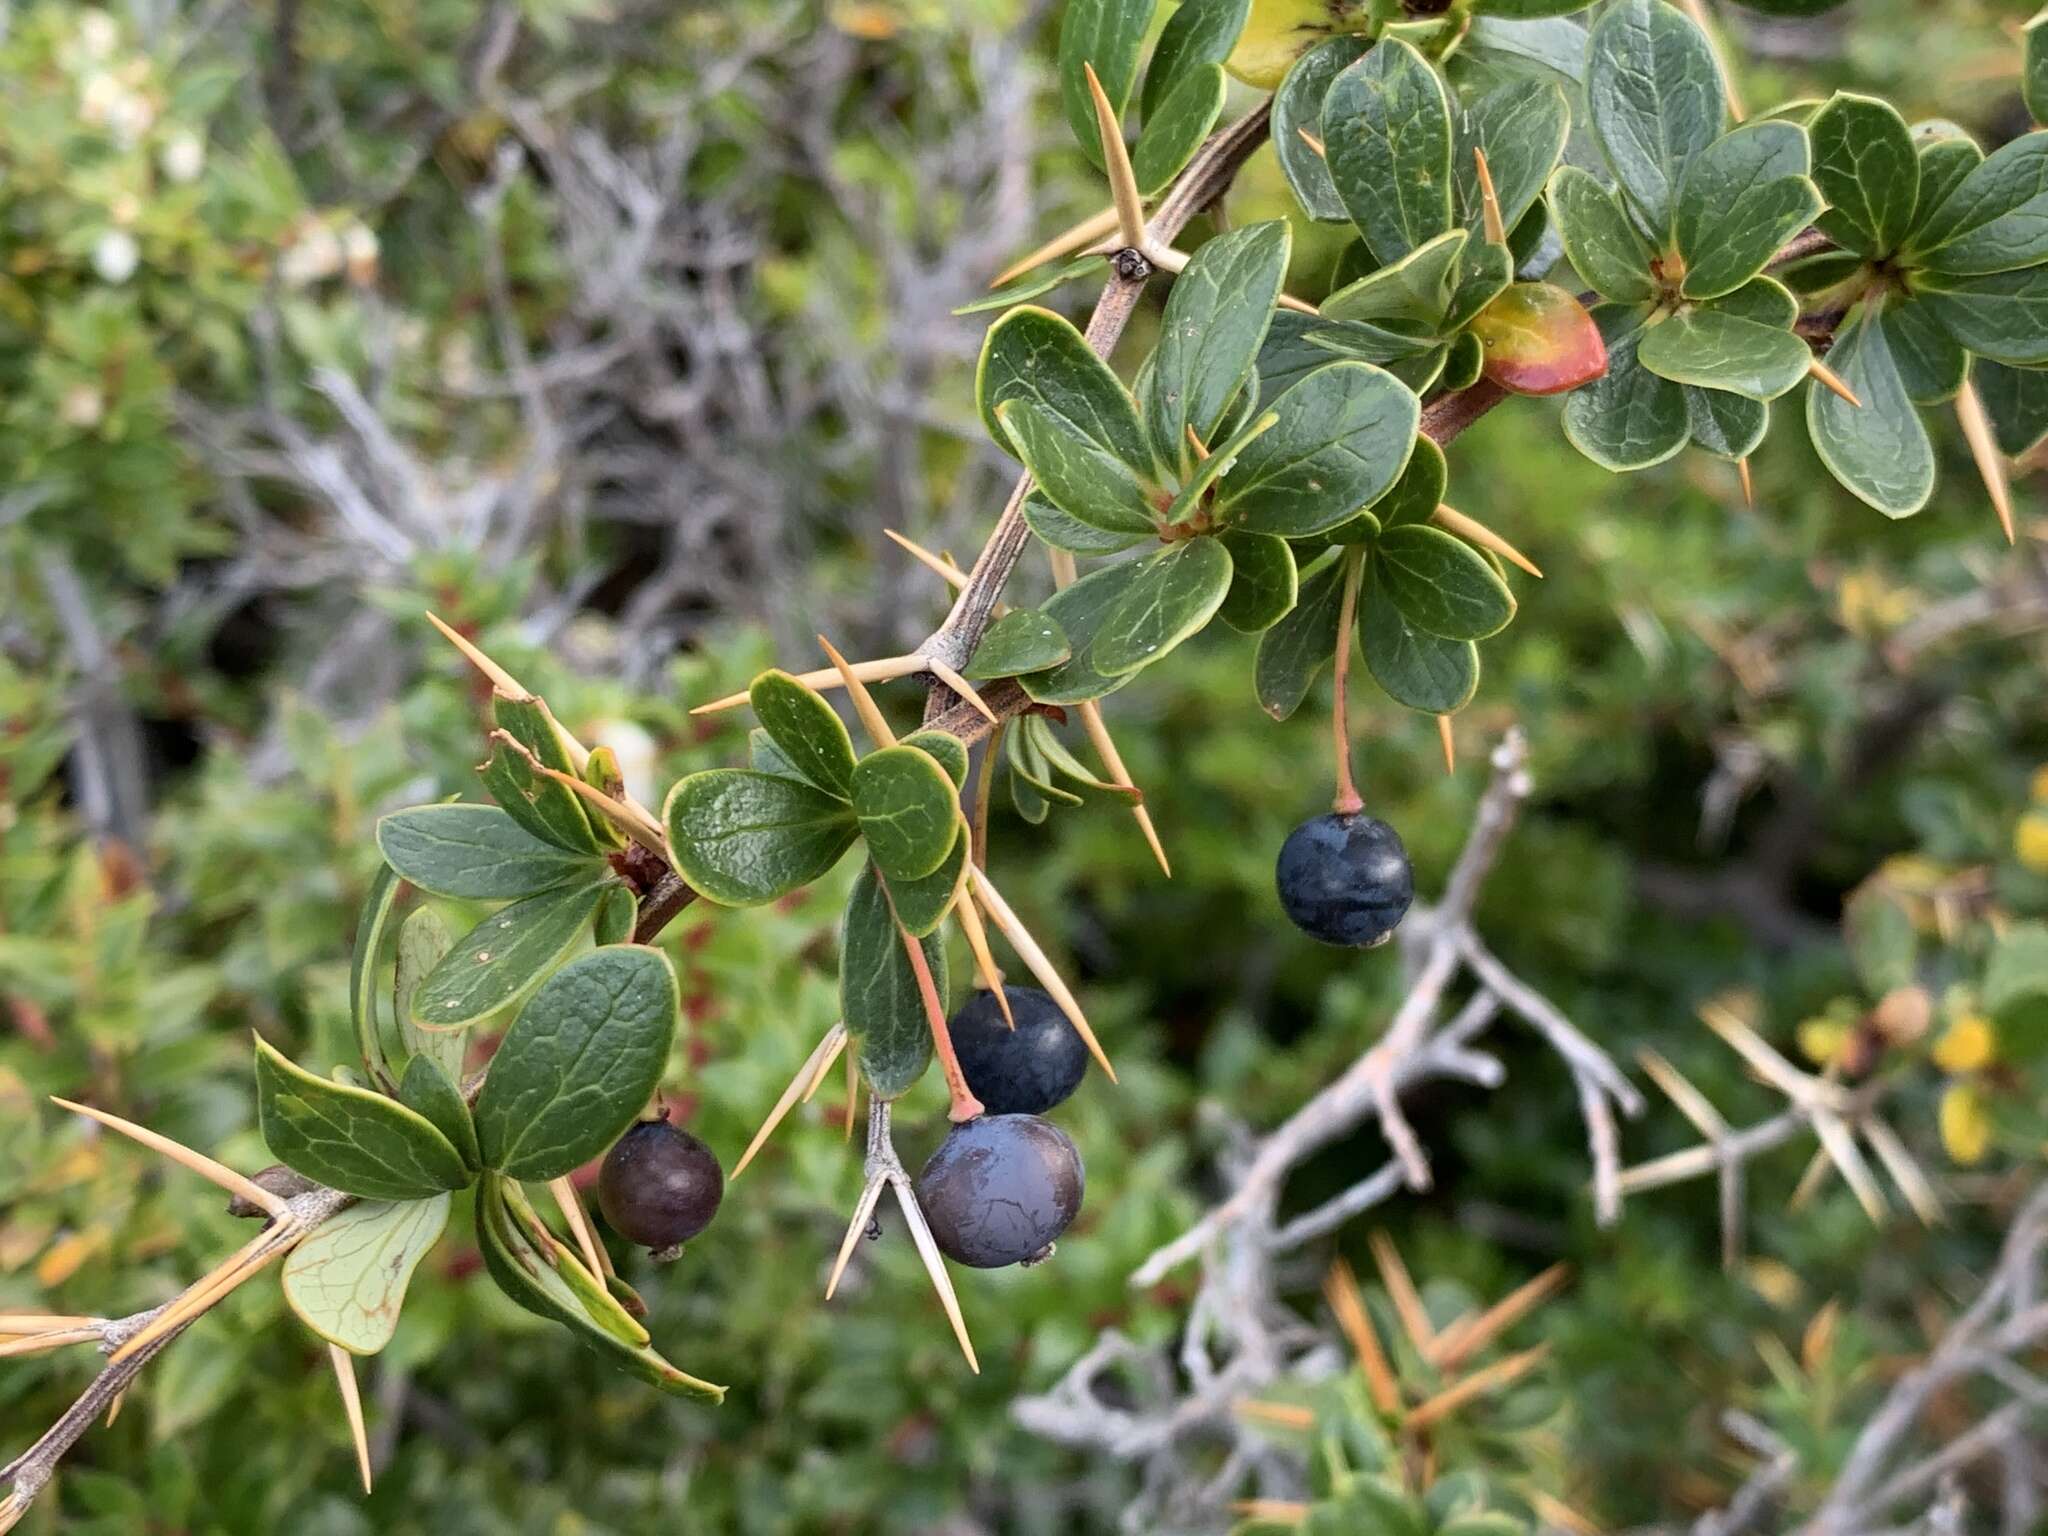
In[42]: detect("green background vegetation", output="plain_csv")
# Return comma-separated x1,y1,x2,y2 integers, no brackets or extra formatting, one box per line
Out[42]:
1,1,2043,1530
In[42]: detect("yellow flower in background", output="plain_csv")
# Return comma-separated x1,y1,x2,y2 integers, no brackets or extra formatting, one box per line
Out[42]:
2031,765,2048,802
2016,810,2048,874
1939,1083,1992,1165
1797,1015,1850,1068
1932,1014,1996,1075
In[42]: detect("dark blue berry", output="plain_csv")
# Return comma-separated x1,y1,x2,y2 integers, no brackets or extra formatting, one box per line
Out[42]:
1275,811,1414,948
948,986,1088,1116
914,1115,1084,1269
597,1115,723,1252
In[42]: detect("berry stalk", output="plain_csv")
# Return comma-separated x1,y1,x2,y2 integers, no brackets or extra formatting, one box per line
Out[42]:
1331,548,1367,817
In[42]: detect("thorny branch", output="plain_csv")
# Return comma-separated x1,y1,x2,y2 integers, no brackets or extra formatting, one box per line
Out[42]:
1016,732,1644,1531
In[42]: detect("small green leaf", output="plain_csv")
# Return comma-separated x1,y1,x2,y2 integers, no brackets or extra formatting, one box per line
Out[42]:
1275,37,1371,223
1359,561,1481,713
1914,134,1984,229
1093,539,1236,675
1469,281,1610,396
1586,0,1724,235
1806,301,1934,517
1022,491,1152,555
1146,221,1292,475
1142,0,1250,119
397,1054,480,1170
1983,922,2048,1018
840,865,941,1099
951,255,1101,316
663,770,858,906
1321,228,1468,330
881,823,967,939
1059,0,1157,170
1371,432,1447,528
1909,129,2048,275
977,305,1154,474
1636,309,1813,400
1453,80,1570,238
348,862,403,1084
593,885,637,947
1218,361,1422,537
408,879,615,1030
476,1174,723,1400
1809,92,1917,258
255,1037,472,1200
1021,558,1150,706
998,398,1160,535
472,944,679,1181
1218,532,1299,633
1675,123,1818,299
749,670,858,799
1973,359,2048,454
851,746,962,883
1915,265,2048,367
1374,525,1516,640
1562,304,1689,471
964,609,1073,679
1883,294,1969,403
1684,384,1769,461
490,694,601,853
282,1194,450,1355
394,905,462,1080
1325,39,1455,265
748,728,810,785
1254,550,1348,719
1133,63,1226,196
377,805,606,901
900,730,970,790
1445,240,1516,334
1547,165,1656,303
2027,9,2048,128
1471,0,1597,14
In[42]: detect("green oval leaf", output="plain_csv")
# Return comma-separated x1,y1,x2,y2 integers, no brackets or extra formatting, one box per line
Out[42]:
1586,0,1724,235
1809,92,1917,258
1909,129,2048,275
1146,221,1292,476
976,305,1153,474
964,608,1073,679
851,745,962,883
1321,228,1468,330
407,879,614,1030
1675,124,1819,300
1254,550,1348,720
1562,303,1690,471
1453,79,1570,239
377,805,605,901
998,397,1161,535
1093,539,1236,676
899,729,970,791
748,670,858,800
1218,532,1300,633
881,823,967,939
348,862,404,1084
1636,309,1813,401
1374,525,1516,640
664,769,858,906
1132,62,1226,197
282,1194,450,1355
1275,37,1371,223
1217,361,1421,537
1022,491,1152,556
840,864,942,1099
255,1037,472,1200
1020,558,1151,706
397,1054,480,1170
1359,562,1481,713
1915,265,2048,367
1547,165,1656,304
489,693,601,853
394,905,463,1080
472,944,679,1181
1806,301,1934,517
1325,39,1455,265
1059,0,1156,171
1140,0,1250,120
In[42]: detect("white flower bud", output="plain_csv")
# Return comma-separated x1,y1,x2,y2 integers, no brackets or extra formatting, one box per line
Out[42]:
279,221,343,287
92,229,140,284
60,384,107,430
341,221,379,284
160,130,205,184
78,10,120,60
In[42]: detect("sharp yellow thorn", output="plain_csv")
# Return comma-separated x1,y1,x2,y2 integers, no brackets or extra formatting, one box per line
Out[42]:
966,866,1117,1082
111,1223,296,1365
1527,1488,1604,1536
1,1488,27,1534
1437,714,1456,775
818,636,897,749
1809,356,1862,407
1296,128,1326,159
1405,1344,1552,1431
1862,1116,1944,1227
549,1176,606,1280
1233,1398,1317,1429
1955,379,2017,544
1428,1263,1571,1370
1323,1259,1401,1415
494,734,666,854
1737,456,1755,507
885,528,971,591
1788,1142,1833,1211
0,1313,97,1332
425,611,531,699
329,1343,374,1494
989,205,1122,290
925,657,999,725
1276,292,1319,315
1432,504,1542,578
692,655,924,715
1082,62,1147,252
803,1026,850,1105
0,1328,102,1359
1185,423,1211,461
825,1175,887,1300
1813,1113,1888,1223
50,1097,288,1218
1473,146,1506,246
1230,1500,1311,1525
953,875,1014,1027
105,1387,126,1427
890,1178,981,1373
843,1048,859,1141
1143,243,1188,274
1369,1230,1436,1355
1077,700,1170,878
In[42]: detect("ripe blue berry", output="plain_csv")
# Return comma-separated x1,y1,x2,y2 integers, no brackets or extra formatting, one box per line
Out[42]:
914,1114,1084,1269
597,1115,723,1253
948,986,1088,1116
1275,811,1414,948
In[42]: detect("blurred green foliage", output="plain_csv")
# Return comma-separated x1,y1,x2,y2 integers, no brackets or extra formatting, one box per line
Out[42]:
2,1,2046,1532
